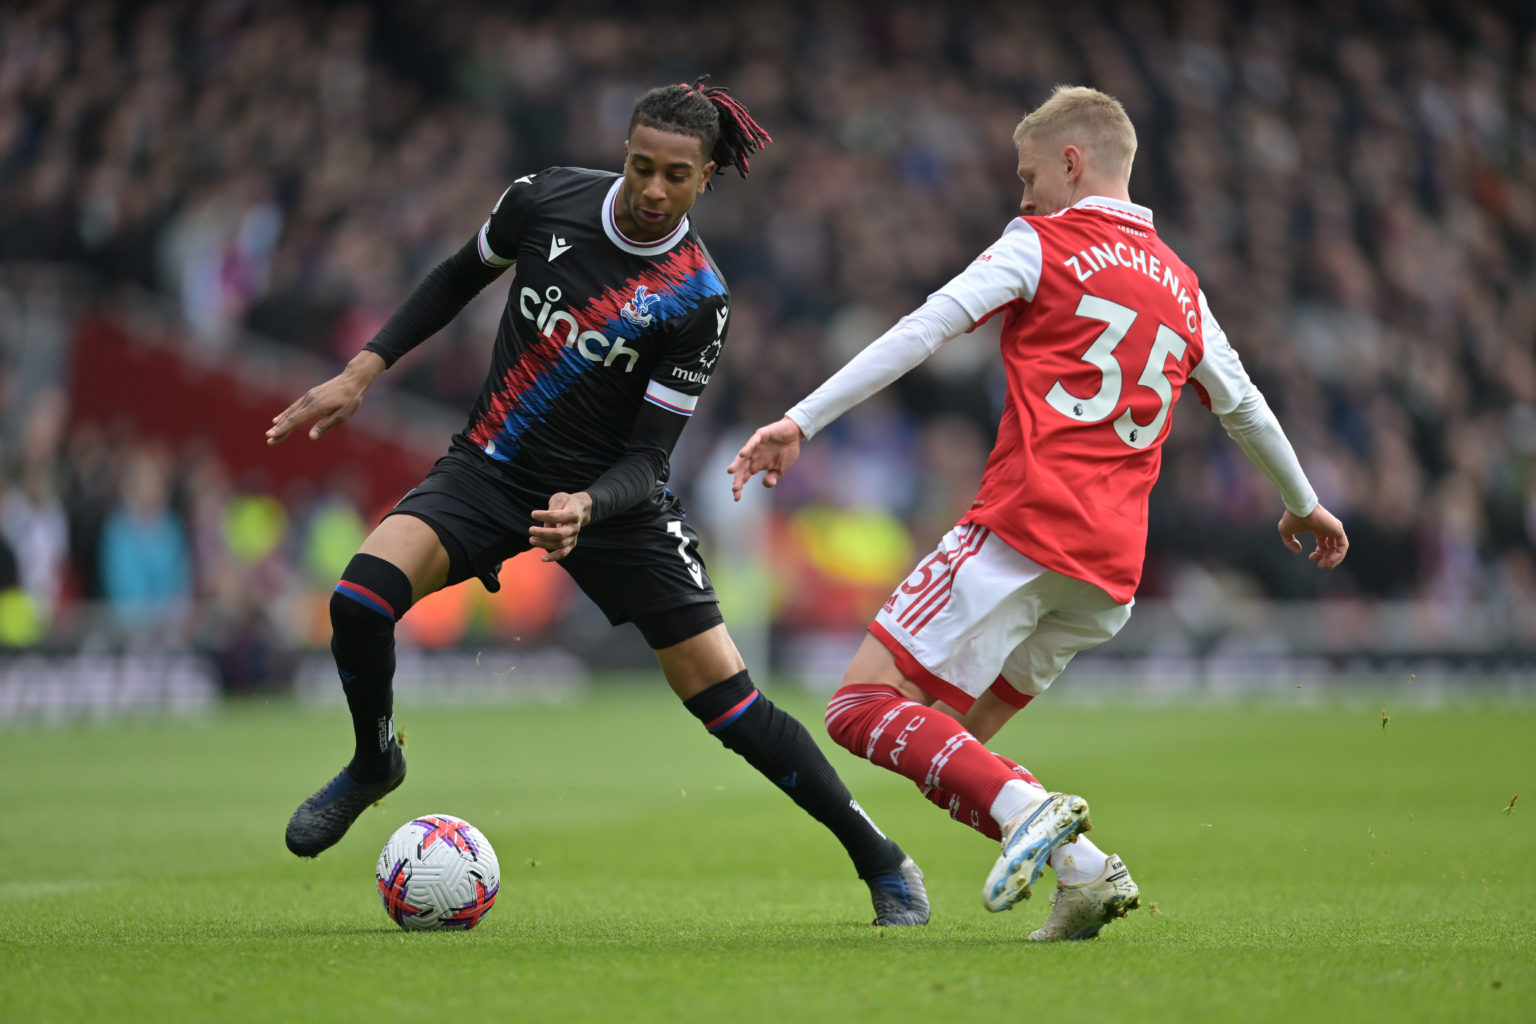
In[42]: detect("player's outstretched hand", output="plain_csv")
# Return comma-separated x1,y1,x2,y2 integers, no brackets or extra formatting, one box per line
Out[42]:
266,352,385,445
727,416,805,502
530,491,593,563
1278,502,1349,569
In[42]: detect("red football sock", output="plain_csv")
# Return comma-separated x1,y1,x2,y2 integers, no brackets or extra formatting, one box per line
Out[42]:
825,683,1023,828
919,753,1043,840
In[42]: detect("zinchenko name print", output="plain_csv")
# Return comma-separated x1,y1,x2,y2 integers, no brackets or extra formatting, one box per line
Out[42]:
1061,238,1197,333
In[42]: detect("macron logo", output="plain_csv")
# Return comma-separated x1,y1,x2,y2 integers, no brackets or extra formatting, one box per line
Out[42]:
493,175,535,214
548,236,571,261
715,306,728,337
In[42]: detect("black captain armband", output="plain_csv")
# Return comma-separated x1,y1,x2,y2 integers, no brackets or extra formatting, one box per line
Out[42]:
365,235,508,368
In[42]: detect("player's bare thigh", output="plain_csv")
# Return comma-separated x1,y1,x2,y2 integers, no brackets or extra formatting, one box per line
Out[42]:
358,513,453,604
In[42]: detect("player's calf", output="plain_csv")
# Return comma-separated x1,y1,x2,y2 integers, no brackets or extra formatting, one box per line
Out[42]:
824,683,1025,829
287,553,415,858
920,752,1042,840
330,553,414,779
683,670,921,919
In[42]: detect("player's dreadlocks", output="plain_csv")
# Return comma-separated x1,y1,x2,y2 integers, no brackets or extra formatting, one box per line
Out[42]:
629,76,772,187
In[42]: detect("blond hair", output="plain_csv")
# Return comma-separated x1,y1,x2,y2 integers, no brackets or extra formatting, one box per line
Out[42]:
1013,85,1137,182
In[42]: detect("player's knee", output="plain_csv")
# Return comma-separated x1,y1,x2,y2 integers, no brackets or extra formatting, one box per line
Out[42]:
824,683,898,753
824,706,857,753
330,589,389,647
330,554,414,642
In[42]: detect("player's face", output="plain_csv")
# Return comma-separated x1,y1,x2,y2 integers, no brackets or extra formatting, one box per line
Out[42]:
1015,134,1078,217
618,125,716,242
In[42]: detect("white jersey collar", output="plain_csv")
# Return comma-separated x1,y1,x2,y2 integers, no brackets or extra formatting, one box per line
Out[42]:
1065,195,1156,230
602,177,690,256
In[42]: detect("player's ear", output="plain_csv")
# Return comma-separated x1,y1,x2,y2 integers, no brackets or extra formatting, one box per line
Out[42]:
1062,144,1083,183
697,161,716,195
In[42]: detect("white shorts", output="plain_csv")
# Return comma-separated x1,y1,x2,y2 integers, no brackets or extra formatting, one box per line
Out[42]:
870,523,1132,713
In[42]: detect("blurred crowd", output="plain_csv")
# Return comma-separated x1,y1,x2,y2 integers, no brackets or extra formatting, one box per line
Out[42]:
0,0,1533,668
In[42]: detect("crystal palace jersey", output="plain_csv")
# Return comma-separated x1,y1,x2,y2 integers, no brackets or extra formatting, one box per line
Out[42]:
459,167,730,496
935,197,1251,603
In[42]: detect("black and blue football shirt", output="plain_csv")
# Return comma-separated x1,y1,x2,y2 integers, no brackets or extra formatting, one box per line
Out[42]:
464,168,728,492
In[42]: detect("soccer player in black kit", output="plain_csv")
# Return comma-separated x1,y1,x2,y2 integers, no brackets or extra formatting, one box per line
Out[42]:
266,79,928,926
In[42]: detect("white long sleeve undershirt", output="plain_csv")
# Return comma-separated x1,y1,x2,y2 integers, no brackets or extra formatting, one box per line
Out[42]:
1214,386,1318,517
786,294,974,440
783,290,1318,519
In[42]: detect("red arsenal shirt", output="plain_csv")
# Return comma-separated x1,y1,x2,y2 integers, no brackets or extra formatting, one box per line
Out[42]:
935,197,1250,602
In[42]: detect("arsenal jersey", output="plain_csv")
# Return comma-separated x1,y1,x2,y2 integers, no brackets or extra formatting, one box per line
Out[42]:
460,167,730,496
935,197,1251,602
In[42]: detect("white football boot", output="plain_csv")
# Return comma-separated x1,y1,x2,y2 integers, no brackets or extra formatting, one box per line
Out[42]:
1027,853,1141,941
982,792,1091,912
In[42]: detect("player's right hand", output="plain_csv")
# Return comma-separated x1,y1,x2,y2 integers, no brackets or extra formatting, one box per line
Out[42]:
727,416,805,501
266,353,384,445
529,491,593,562
1278,502,1349,569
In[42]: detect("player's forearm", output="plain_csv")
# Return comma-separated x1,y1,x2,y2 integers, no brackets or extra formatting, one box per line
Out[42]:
584,447,669,524
787,294,972,440
585,399,690,523
365,237,505,368
1217,387,1318,516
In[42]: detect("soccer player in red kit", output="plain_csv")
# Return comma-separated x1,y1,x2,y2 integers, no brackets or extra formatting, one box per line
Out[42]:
729,86,1348,940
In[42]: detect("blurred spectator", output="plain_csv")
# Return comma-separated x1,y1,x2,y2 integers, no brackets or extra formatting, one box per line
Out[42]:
0,457,68,623
0,388,70,624
59,423,119,604
0,471,27,645
297,484,368,589
99,446,191,633
0,0,1530,636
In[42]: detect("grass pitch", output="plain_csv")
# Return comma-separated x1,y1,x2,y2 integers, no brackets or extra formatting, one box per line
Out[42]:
1,684,1531,1023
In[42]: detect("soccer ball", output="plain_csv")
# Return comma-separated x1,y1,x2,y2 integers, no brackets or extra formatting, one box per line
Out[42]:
376,814,500,931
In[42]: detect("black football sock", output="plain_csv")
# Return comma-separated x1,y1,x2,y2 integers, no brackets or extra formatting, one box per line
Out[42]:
683,670,906,879
330,553,415,782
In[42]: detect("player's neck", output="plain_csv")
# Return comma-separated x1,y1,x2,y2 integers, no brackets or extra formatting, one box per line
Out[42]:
1069,177,1131,207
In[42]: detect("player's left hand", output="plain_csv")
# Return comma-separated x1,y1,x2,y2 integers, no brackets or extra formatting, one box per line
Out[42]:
530,491,593,562
1278,502,1349,569
266,351,385,445
727,416,805,501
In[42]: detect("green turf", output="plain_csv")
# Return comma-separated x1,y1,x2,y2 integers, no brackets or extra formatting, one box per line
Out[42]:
1,685,1531,1023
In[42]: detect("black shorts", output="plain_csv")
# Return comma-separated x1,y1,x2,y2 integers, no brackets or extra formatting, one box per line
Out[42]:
389,443,722,649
